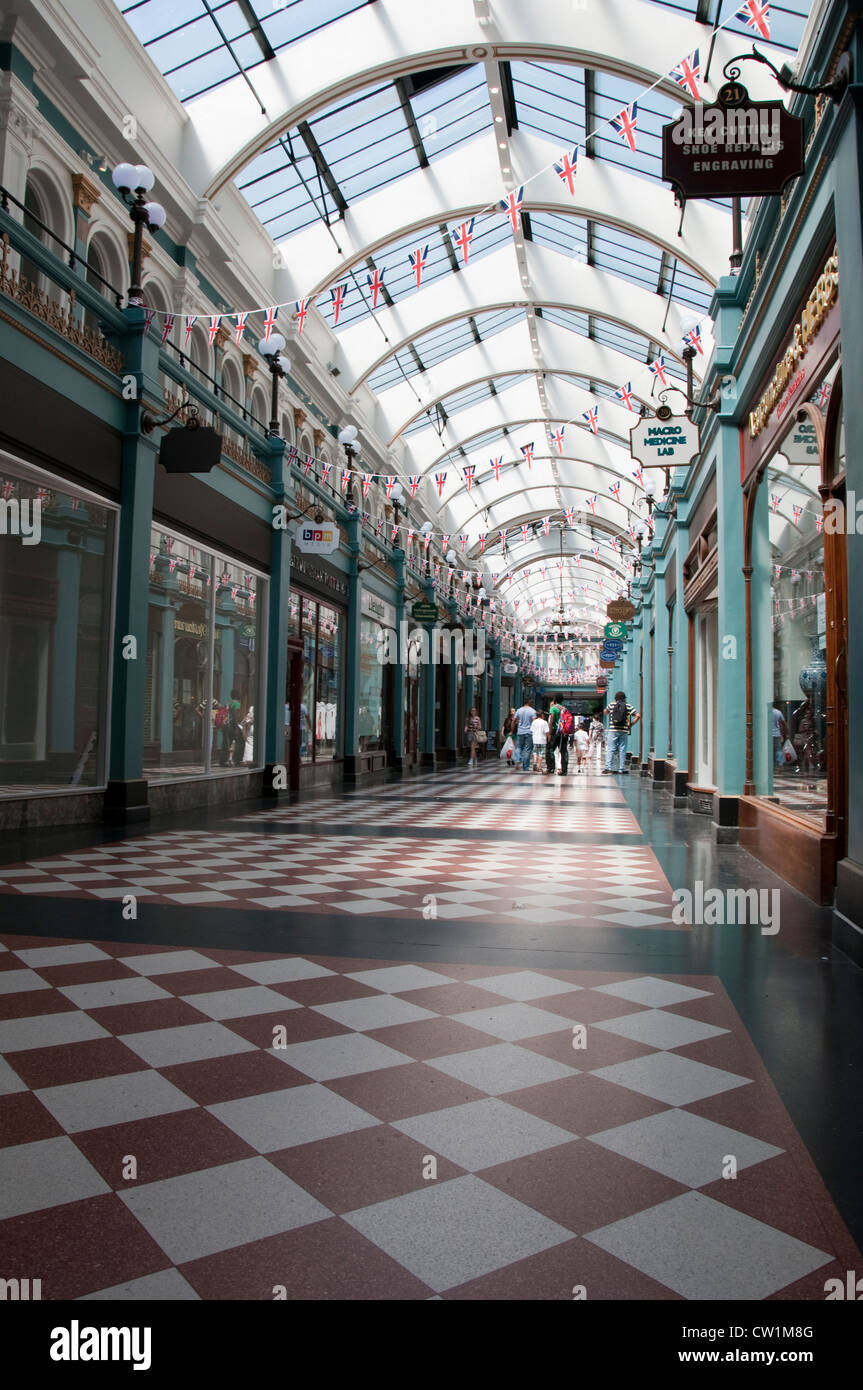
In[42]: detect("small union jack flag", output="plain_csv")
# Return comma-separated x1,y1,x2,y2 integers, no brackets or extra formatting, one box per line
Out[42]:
408,475,421,498
409,245,429,289
452,219,475,266
233,312,249,345
816,513,824,533
478,532,487,552
565,507,575,527
321,460,332,482
263,306,279,341
499,528,508,549
770,493,780,512
161,314,175,344
207,315,221,345
489,456,503,481
304,455,314,476
294,300,307,334
463,464,476,491
184,315,196,341
287,446,298,466
609,482,621,503
460,534,469,552
499,186,524,234
671,49,702,102
422,529,432,550
340,469,351,494
375,516,384,537
615,382,636,412
384,475,397,497
587,494,597,514
583,406,599,434
361,473,373,497
553,147,578,197
434,471,448,497
391,523,400,543
521,442,535,468
144,309,155,333
330,284,348,326
367,268,386,309
542,517,551,536
649,355,669,386
632,466,644,488
815,381,832,410
610,103,638,153
738,1,770,40
406,528,415,546
441,534,450,551
683,325,703,355
552,426,565,453
792,504,803,525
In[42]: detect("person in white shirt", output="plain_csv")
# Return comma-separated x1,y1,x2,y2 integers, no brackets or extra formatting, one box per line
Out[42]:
530,711,551,773
574,724,589,772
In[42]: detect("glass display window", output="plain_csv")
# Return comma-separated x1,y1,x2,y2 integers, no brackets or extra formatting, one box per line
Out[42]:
285,591,343,763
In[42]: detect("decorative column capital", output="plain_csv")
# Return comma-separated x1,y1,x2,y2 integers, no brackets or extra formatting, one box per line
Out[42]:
293,406,307,433
241,351,257,380
214,323,231,353
312,426,326,450
71,172,102,216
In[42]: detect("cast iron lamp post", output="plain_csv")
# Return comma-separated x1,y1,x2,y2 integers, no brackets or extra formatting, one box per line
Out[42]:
111,163,166,307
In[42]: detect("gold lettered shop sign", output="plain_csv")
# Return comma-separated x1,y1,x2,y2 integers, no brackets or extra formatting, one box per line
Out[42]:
743,248,839,483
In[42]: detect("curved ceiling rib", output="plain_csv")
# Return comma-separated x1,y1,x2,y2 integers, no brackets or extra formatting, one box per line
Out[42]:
182,0,785,197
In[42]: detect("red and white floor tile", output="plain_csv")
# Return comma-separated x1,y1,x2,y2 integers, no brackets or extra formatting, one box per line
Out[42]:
0,936,856,1300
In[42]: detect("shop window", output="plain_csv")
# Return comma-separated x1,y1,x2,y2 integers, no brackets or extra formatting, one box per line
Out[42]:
0,460,115,794
285,593,342,762
315,603,341,759
144,526,266,780
359,616,384,751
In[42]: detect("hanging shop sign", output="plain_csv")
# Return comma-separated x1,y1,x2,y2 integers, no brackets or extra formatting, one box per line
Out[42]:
290,552,349,602
605,622,628,639
602,639,624,655
607,598,636,622
630,414,700,469
158,422,222,474
293,519,340,555
411,599,439,623
779,415,820,466
661,83,804,202
362,588,397,629
503,661,519,675
743,247,839,483
599,658,616,669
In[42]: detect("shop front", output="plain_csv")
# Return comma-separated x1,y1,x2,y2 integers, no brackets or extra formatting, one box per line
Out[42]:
358,586,396,775
285,551,348,790
739,246,845,901
682,483,719,814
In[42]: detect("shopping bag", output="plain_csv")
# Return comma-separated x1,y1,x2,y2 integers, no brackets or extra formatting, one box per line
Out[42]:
782,738,798,764
554,747,562,772
500,735,515,759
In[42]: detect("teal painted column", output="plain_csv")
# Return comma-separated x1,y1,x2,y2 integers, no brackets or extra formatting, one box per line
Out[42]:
390,545,406,772
444,635,459,760
715,423,747,802
263,436,290,783
463,617,475,721
49,545,81,753
420,581,436,768
514,671,523,707
343,510,363,783
672,502,691,776
491,645,501,736
637,569,654,771
105,307,161,821
751,481,772,795
652,530,669,766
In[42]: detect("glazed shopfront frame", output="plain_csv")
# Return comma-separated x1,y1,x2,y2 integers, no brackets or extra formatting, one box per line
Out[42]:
739,245,846,901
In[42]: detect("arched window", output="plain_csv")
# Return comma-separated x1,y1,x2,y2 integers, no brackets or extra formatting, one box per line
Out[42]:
19,180,47,291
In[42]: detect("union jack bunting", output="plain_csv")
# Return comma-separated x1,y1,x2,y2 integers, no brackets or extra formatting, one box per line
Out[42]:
583,406,599,434
587,494,597,514
575,553,582,568
406,528,415,546
361,473,373,497
592,546,600,561
816,513,824,533
552,426,565,452
330,284,348,326
161,314,175,344
144,310,155,333
234,312,249,345
610,103,638,153
738,1,770,39
321,460,332,482
340,470,351,494
499,528,508,549
489,456,503,481
615,382,636,412
409,245,429,289
792,504,803,525
366,268,386,309
304,455,315,476
408,476,421,497
207,315,221,346
375,516,384,537
442,534,450,551
565,507,575,527
815,381,832,410
434,471,448,497
553,147,578,197
609,481,621,503
287,446,299,466
478,532,487,552
361,512,370,528
540,517,550,536
770,493,780,512
632,466,644,488
294,300,307,334
683,325,703,355
263,306,279,340
521,442,535,468
391,524,399,542
671,49,702,102
382,475,395,497
521,524,530,544
499,186,524,234
184,315,196,341
460,534,469,552
648,355,669,386
452,219,475,266
423,530,432,549
463,464,476,490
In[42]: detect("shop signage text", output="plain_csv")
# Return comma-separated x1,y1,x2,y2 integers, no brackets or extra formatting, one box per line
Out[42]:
607,598,636,622
362,588,397,629
411,600,439,623
662,88,803,200
605,622,628,639
290,552,349,600
749,250,839,440
294,521,340,555
630,415,700,468
503,661,519,675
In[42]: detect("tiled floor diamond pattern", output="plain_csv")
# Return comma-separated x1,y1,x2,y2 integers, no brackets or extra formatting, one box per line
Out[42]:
0,941,854,1300
0,837,679,927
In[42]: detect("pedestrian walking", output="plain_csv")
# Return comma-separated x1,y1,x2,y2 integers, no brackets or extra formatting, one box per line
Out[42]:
530,708,550,773
574,722,589,772
514,699,537,771
603,691,641,774
464,707,481,768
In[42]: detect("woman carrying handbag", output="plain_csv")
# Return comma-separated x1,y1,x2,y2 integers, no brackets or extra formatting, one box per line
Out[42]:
464,708,482,768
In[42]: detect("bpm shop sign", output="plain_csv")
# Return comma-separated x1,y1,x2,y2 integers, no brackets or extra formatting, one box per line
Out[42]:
662,85,803,201
293,520,340,555
630,415,700,468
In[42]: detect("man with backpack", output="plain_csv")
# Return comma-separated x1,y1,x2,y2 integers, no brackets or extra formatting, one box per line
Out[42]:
546,698,562,775
603,690,640,774
556,705,573,775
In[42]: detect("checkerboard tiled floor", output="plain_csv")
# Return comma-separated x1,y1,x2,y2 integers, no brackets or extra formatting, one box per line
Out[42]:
0,937,856,1300
0,835,678,926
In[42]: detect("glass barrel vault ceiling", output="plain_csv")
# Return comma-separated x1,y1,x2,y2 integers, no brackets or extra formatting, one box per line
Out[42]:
114,0,817,622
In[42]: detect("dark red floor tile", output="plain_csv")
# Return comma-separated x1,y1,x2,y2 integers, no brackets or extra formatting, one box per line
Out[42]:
396,982,512,1014
160,1050,309,1105
0,1091,64,1147
155,966,254,997
324,1062,485,1122
521,1024,655,1070
73,1108,257,1187
505,1071,668,1135
363,1016,493,1060
273,974,381,1006
269,1124,464,1211
0,988,73,1021
87,997,207,1035
551,989,650,1023
447,1233,683,1300
223,1009,349,1048
34,959,139,987
8,1036,149,1089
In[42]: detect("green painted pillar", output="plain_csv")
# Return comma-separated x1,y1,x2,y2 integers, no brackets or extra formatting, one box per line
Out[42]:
50,544,81,753
672,502,691,779
638,568,654,772
715,421,748,802
390,545,406,773
420,581,436,769
343,510,363,783
751,480,773,796
105,307,160,822
491,645,501,737
263,437,290,783
652,534,669,767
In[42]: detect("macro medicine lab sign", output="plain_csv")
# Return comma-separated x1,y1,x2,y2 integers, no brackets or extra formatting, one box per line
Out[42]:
294,521,340,555
662,89,803,200
630,415,700,468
